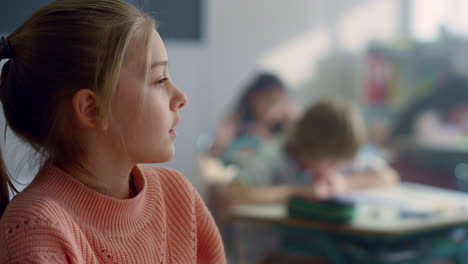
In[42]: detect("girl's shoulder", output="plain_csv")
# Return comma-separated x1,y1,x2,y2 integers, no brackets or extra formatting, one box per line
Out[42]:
0,189,68,249
2,189,65,223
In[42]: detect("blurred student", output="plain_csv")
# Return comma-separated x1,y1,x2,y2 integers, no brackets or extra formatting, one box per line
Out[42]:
210,73,298,165
226,98,399,205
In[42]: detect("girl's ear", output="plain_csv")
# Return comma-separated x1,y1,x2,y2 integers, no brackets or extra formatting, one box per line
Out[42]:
71,89,105,129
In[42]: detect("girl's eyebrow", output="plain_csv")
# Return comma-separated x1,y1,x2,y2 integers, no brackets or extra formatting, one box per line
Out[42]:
151,60,168,69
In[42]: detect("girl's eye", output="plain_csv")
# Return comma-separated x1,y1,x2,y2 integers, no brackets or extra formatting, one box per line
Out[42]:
155,77,169,86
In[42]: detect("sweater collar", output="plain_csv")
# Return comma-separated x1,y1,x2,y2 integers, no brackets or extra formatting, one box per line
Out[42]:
28,162,159,234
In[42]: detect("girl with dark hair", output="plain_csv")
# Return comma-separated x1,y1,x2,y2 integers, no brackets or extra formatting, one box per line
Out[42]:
211,73,298,165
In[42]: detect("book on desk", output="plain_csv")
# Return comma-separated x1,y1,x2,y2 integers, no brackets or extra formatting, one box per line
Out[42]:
288,183,468,225
231,183,468,263
285,183,468,262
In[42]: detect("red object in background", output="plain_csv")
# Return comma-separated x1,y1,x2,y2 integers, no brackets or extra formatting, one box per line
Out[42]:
366,54,392,106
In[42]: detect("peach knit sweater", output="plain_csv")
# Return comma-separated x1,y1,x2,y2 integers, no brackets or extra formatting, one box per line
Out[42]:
0,163,226,263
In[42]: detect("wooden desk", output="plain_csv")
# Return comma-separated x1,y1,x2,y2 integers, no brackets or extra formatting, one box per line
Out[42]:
232,204,468,237
230,184,468,264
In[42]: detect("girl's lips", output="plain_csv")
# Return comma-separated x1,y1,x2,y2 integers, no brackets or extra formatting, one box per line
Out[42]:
169,129,177,137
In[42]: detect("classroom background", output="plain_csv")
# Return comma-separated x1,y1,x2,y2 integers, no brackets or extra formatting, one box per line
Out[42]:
4,0,468,263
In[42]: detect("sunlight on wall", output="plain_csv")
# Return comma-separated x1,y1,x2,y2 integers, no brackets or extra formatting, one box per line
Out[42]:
258,0,398,88
258,27,331,88
338,0,398,51
412,0,468,41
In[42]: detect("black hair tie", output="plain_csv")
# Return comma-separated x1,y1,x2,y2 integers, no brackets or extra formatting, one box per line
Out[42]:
0,36,14,60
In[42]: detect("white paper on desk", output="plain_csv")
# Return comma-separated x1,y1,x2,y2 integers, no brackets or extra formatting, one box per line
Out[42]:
333,183,468,217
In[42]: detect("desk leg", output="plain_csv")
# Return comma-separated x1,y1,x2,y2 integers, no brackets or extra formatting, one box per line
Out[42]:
297,228,348,264
225,222,241,264
320,237,347,264
453,237,468,264
231,222,247,264
454,253,468,264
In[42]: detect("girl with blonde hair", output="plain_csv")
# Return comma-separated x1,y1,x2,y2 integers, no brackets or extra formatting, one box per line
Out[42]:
0,1,225,263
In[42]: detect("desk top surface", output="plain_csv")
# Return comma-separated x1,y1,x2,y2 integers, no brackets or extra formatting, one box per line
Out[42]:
231,183,468,237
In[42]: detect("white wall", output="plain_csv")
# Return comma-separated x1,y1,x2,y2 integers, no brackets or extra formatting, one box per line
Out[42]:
162,42,209,190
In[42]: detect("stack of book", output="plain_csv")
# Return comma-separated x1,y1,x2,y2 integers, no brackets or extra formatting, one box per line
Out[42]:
287,195,356,224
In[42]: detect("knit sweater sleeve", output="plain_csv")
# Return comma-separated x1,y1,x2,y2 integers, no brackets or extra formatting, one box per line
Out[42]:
194,189,226,264
0,217,77,263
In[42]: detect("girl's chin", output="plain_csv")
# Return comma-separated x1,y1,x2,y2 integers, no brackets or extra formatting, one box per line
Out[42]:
154,150,175,163
138,150,175,164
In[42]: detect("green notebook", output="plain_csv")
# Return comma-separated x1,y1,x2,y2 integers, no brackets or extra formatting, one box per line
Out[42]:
287,196,356,224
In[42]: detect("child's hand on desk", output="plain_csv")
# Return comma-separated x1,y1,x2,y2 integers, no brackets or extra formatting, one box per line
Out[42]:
323,170,348,195
294,176,347,200
294,182,331,200
295,170,348,200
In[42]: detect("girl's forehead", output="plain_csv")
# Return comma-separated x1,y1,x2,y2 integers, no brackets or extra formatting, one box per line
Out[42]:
150,30,168,64
124,29,167,69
